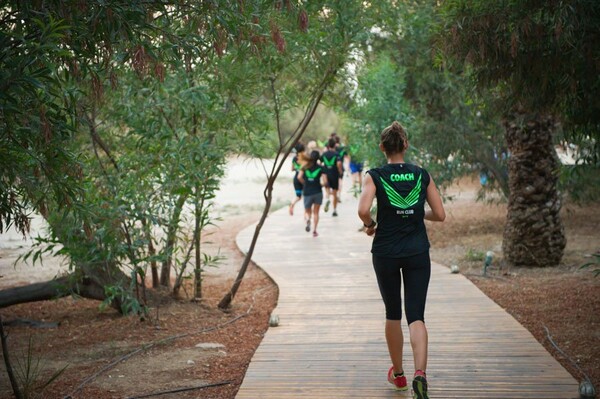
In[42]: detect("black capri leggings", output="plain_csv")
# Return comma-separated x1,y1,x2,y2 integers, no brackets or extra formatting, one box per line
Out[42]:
372,251,431,324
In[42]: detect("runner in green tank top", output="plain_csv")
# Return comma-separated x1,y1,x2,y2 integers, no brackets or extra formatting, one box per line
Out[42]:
320,138,343,216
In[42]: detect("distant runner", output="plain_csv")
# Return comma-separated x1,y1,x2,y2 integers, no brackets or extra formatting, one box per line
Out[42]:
320,138,343,217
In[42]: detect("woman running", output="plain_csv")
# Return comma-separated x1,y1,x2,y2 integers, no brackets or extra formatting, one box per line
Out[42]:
357,121,445,399
298,150,328,237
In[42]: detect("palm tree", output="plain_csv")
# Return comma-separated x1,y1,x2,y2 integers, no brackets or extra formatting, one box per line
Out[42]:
440,0,600,267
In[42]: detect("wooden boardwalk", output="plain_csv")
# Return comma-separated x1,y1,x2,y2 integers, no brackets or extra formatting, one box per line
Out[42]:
235,194,579,398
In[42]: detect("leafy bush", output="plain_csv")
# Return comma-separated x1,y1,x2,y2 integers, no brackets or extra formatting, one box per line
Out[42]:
464,248,485,262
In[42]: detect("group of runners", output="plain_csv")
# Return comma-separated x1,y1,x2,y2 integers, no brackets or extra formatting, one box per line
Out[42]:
288,133,346,237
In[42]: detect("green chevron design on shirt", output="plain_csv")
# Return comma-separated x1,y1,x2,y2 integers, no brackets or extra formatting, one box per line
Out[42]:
380,173,422,209
322,156,337,168
293,160,301,171
305,168,321,179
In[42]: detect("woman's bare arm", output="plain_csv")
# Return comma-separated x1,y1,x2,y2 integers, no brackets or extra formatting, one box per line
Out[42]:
298,170,305,185
425,174,446,222
358,174,377,235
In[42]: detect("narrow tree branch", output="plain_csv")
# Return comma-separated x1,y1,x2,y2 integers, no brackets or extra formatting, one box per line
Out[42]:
158,106,180,140
173,230,196,294
266,67,339,198
86,108,120,172
270,76,283,151
0,315,23,399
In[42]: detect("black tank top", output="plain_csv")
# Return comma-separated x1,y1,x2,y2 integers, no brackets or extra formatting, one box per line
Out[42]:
321,150,340,179
302,164,323,196
367,163,431,257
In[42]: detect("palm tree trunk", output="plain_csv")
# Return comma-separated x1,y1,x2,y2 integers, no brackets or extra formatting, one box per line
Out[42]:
502,112,566,267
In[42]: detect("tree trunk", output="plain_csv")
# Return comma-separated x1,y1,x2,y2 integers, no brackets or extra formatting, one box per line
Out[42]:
160,193,188,286
502,112,566,267
218,178,273,309
0,315,23,399
0,264,130,311
194,189,204,300
149,239,159,288
142,218,160,288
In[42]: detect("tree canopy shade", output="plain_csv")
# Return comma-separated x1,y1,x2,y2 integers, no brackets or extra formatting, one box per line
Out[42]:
440,0,600,153
0,0,250,312
0,0,399,312
0,0,210,236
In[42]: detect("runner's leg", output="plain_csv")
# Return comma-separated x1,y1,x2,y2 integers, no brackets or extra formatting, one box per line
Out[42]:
402,252,431,372
372,255,404,374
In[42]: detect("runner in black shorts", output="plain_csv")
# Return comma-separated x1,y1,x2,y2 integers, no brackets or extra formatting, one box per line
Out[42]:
320,138,343,216
358,121,445,398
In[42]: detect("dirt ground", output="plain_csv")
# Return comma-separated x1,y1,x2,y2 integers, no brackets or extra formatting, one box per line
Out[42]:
0,174,599,399
429,178,600,397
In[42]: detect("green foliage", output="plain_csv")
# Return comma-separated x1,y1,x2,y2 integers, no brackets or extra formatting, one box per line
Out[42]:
101,283,146,315
0,12,81,235
464,248,486,262
0,0,267,237
336,1,509,198
392,1,508,195
345,55,411,169
440,0,600,158
560,165,600,203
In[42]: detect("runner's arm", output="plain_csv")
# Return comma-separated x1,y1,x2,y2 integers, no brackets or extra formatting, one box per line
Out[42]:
358,174,377,236
321,173,328,188
425,174,446,222
298,170,305,185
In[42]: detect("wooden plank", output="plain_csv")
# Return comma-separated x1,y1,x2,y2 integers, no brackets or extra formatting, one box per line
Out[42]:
234,195,579,398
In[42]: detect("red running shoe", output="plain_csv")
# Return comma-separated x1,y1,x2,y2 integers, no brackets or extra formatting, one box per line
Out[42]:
387,367,408,391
